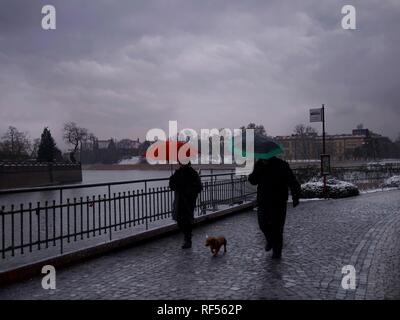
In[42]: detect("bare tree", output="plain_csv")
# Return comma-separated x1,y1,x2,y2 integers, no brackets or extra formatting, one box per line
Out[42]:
63,122,88,162
30,138,41,159
0,126,31,161
293,124,317,160
294,124,317,136
245,123,267,137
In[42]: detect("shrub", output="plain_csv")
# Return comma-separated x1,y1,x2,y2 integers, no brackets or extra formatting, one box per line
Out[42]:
301,177,360,199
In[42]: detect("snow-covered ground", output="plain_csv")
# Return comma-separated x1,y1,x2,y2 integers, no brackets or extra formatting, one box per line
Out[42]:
288,159,320,163
118,156,141,165
382,175,400,188
361,187,398,194
367,159,400,166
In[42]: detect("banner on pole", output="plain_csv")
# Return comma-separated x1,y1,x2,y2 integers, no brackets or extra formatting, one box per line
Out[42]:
310,108,323,122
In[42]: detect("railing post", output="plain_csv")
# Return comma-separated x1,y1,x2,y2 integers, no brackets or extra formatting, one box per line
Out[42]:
145,181,148,230
242,176,246,202
230,173,234,205
20,204,24,254
211,169,216,211
37,202,41,249
108,184,112,241
60,189,63,254
1,207,5,259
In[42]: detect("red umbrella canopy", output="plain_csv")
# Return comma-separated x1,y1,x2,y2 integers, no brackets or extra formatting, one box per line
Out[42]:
145,140,198,163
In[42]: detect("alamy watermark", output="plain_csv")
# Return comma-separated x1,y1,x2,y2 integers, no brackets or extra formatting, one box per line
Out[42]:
341,5,357,30
145,121,255,175
341,265,356,290
41,265,56,290
41,5,56,30
41,4,356,31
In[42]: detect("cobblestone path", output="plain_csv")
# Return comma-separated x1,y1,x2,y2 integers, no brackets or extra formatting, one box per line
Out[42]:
1,190,399,299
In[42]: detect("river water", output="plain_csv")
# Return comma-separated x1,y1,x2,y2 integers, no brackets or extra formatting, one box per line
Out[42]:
82,169,171,184
0,169,234,209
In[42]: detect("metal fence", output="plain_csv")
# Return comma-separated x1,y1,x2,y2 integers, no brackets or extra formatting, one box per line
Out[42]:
0,172,256,261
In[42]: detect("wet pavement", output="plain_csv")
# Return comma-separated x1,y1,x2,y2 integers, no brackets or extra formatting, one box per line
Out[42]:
0,190,399,300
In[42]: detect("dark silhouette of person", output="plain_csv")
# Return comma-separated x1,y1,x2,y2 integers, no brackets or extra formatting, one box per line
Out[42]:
248,157,301,259
169,162,202,249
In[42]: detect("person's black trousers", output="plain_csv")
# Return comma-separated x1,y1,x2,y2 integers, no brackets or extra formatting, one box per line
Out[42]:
177,217,192,243
257,204,287,255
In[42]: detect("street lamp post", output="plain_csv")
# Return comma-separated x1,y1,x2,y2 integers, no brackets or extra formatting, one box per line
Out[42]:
310,104,330,197
322,104,327,196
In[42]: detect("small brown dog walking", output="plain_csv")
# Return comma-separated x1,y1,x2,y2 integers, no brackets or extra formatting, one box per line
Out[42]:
205,236,227,257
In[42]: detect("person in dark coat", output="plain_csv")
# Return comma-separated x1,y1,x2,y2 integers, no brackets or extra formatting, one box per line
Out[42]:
248,156,301,259
169,162,203,249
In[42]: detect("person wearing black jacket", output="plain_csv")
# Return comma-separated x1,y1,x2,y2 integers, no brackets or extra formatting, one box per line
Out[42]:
169,163,203,249
248,157,301,259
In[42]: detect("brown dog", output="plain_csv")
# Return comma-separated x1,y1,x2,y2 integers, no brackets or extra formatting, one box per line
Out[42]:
205,236,227,257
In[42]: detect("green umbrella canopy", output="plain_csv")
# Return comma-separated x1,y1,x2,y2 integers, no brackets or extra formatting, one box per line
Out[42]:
231,135,284,160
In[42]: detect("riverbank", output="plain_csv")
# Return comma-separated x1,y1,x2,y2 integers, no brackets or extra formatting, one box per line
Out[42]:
0,162,82,190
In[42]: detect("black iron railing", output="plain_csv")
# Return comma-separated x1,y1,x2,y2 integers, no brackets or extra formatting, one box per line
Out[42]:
0,172,256,261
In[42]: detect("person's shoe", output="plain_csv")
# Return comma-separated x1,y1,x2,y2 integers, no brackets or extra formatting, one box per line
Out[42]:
181,241,192,249
265,243,272,252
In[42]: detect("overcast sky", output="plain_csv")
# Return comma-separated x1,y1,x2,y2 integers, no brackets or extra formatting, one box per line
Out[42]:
1,0,399,149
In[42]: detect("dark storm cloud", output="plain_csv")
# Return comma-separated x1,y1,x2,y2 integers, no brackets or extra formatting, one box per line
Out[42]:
0,0,399,149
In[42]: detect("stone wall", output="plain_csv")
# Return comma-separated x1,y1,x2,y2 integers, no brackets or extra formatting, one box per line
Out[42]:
0,162,82,190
